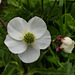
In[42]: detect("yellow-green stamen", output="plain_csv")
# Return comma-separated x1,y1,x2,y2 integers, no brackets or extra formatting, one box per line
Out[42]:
23,32,35,45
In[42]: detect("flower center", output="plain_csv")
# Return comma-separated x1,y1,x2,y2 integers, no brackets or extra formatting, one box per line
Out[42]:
23,32,35,45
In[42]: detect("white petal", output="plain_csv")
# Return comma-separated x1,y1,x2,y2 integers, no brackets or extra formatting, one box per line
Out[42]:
28,16,47,39
18,45,40,63
60,43,74,53
0,0,1,3
36,30,51,49
7,17,27,40
4,35,27,54
61,37,73,45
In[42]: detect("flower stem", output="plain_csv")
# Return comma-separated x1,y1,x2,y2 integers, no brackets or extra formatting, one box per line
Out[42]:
48,46,55,57
64,0,66,36
49,0,56,15
41,0,43,18
59,0,63,36
47,0,57,20
27,0,29,9
0,18,7,29
48,46,63,67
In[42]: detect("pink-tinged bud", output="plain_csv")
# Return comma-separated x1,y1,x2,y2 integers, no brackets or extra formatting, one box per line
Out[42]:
58,35,62,38
58,38,61,41
58,35,62,41
60,37,75,53
56,47,60,52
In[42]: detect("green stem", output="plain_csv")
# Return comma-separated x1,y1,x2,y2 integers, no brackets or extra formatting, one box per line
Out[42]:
64,0,66,36
19,0,23,8
48,46,55,57
57,61,63,67
47,0,57,21
49,0,57,15
41,0,43,18
48,46,63,67
59,0,64,36
27,0,29,9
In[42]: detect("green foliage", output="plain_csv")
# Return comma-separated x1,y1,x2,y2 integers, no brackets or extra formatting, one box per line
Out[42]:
71,2,75,19
0,0,75,75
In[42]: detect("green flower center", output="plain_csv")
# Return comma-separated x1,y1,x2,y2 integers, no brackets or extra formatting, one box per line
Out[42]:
24,32,35,45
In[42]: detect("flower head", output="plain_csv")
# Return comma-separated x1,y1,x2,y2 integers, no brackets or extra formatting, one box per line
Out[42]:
60,37,75,53
4,16,51,63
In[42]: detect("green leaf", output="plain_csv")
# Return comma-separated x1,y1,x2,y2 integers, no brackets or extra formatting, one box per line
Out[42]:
0,60,4,67
48,26,59,39
64,14,75,33
46,47,61,67
27,67,67,75
71,3,75,19
61,51,75,60
56,13,75,35
46,56,60,67
8,0,19,7
59,0,64,36
1,67,15,75
58,61,74,75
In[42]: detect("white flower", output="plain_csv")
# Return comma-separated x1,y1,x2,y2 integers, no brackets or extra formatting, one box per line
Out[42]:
60,37,75,53
4,16,51,63
0,0,2,4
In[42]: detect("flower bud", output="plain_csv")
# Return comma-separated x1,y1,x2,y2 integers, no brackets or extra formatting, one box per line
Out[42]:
56,47,60,52
60,37,75,53
58,35,62,38
58,35,62,41
61,37,73,45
